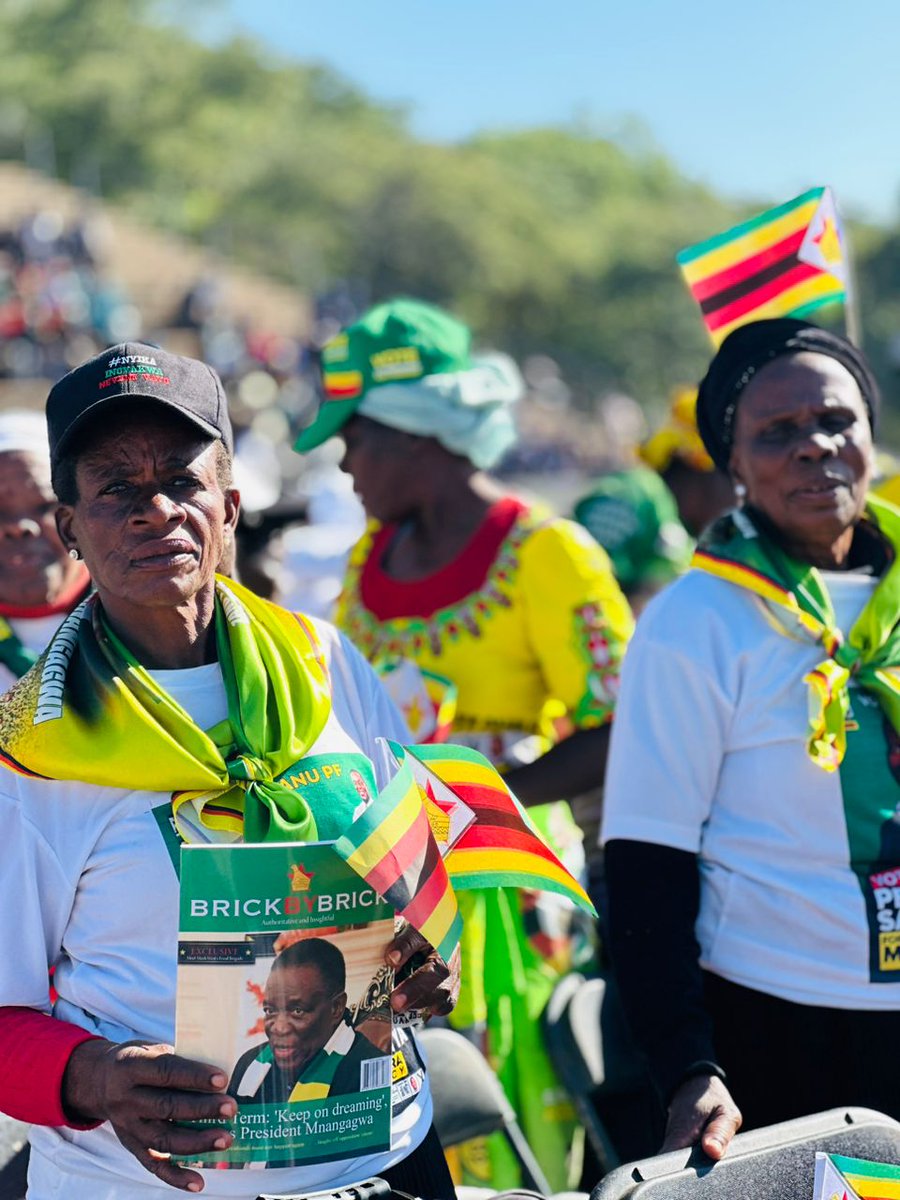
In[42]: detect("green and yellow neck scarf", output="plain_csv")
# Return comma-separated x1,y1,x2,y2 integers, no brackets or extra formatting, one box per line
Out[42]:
256,1021,351,1102
693,495,900,772
0,577,331,842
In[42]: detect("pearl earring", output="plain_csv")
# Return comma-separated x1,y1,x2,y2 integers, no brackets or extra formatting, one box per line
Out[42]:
68,548,80,560
734,483,747,505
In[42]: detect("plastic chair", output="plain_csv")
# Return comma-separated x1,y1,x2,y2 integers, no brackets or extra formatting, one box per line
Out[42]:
590,1106,900,1200
543,974,658,1176
417,1026,553,1195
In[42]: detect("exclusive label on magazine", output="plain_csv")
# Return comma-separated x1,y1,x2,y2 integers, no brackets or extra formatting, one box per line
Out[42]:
175,842,395,1167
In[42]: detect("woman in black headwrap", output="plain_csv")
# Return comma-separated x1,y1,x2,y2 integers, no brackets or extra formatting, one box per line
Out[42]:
601,318,900,1158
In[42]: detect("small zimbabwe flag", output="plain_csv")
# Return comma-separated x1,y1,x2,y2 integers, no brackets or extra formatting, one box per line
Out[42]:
334,757,462,963
405,742,597,917
815,1151,900,1200
678,186,848,346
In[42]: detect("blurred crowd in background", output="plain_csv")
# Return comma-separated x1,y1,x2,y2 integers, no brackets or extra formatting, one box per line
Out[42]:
0,208,140,381
0,205,717,621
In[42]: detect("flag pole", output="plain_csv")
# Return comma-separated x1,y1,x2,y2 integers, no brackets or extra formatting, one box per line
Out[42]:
835,190,863,347
677,187,855,348
843,241,863,348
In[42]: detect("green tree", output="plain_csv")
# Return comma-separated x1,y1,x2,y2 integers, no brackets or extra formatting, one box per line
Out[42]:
1,0,896,422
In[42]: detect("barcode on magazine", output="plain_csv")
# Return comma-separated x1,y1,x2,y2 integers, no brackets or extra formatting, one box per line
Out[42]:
360,1056,392,1091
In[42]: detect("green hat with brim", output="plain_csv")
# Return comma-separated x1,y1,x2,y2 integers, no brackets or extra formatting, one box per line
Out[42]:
294,297,471,452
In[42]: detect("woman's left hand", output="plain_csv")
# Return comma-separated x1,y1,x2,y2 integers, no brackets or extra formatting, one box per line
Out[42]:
662,1073,742,1160
386,922,460,1018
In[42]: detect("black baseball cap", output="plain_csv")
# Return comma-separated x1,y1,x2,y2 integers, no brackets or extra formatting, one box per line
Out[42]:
46,342,234,468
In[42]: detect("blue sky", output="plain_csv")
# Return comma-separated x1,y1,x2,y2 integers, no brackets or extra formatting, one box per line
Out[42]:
197,0,900,225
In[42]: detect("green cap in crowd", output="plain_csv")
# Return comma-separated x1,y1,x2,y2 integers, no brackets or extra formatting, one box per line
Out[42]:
294,298,472,452
573,466,692,595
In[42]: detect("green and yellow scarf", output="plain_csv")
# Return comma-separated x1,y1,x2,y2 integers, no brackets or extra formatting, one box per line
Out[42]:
255,1025,351,1102
693,495,900,772
0,577,331,842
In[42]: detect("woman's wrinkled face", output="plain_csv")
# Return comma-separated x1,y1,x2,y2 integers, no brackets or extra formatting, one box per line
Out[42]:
729,352,874,554
339,415,422,523
56,410,238,620
0,450,77,607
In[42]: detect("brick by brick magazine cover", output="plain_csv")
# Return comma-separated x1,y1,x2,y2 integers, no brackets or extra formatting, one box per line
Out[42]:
175,842,394,1169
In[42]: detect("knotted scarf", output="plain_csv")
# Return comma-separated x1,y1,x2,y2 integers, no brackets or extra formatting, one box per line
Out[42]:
693,496,900,772
0,577,331,842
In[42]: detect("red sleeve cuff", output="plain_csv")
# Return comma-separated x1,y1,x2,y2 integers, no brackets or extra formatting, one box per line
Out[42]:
0,1007,103,1128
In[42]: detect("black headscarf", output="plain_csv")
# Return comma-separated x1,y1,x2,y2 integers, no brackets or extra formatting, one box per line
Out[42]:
696,318,880,472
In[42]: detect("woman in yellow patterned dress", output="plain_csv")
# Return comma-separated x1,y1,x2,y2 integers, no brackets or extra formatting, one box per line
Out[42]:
295,298,633,1189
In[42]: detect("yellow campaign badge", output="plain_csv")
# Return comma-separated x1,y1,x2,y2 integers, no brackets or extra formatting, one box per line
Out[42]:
321,333,349,363
879,931,900,971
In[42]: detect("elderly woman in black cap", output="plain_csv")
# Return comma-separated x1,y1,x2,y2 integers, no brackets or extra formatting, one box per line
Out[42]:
601,318,900,1158
0,343,457,1199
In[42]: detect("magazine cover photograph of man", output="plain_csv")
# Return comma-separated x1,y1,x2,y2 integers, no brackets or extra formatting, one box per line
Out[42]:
229,938,387,1105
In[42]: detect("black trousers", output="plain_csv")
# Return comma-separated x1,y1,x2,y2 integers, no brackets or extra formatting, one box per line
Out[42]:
704,971,900,1132
380,1125,456,1200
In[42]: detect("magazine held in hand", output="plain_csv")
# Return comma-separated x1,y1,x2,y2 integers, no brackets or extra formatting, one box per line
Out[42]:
175,842,395,1168
173,737,595,1170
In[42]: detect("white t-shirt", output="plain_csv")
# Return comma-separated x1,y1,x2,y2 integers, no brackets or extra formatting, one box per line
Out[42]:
0,618,433,1200
602,567,900,1011
0,613,67,693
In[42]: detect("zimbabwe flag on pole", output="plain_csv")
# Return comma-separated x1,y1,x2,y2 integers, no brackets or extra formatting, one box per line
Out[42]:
678,186,848,346
407,743,597,917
